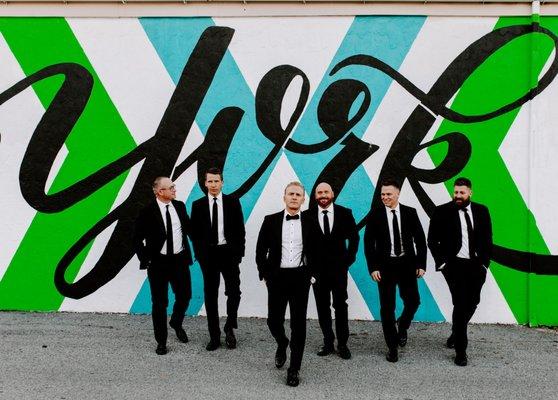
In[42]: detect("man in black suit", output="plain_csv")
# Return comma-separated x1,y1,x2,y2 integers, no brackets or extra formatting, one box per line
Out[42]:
364,179,426,363
428,177,493,366
190,167,246,351
303,182,359,360
256,181,311,387
133,177,193,355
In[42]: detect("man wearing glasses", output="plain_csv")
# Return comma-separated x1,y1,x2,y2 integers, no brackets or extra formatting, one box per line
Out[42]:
133,176,193,355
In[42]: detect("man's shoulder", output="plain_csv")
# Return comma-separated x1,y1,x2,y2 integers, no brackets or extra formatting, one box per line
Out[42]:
434,201,456,213
333,203,352,215
399,203,417,213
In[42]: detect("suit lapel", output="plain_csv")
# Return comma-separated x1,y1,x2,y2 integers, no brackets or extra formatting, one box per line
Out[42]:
151,201,166,238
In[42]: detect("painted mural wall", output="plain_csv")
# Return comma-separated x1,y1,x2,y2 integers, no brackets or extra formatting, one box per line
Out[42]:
0,15,557,326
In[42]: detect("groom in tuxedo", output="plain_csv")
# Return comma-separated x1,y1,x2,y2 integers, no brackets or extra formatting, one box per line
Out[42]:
256,181,311,387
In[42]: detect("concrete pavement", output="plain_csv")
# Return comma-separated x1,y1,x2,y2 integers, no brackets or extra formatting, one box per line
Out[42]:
0,312,556,400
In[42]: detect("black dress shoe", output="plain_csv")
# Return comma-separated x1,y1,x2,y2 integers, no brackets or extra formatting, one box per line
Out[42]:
206,340,221,351
337,345,351,360
275,341,288,369
454,352,468,366
155,344,167,355
398,329,408,347
224,328,237,349
386,348,398,363
174,327,189,343
446,334,455,349
317,345,335,357
286,369,300,387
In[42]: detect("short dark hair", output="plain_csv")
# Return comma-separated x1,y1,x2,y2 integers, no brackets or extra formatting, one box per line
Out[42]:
454,177,472,188
380,178,401,191
205,167,223,181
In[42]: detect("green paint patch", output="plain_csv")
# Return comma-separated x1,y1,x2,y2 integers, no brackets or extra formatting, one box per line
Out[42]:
0,18,136,311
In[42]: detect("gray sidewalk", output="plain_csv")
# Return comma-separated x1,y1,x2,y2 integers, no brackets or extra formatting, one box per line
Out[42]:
0,312,556,400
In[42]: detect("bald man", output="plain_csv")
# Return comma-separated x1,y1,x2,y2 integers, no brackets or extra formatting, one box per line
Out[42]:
302,182,359,359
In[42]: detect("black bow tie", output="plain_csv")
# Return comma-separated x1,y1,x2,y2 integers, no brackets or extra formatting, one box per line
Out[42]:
286,214,300,221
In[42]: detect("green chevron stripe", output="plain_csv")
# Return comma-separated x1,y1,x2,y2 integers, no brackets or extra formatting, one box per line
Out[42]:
0,18,136,310
429,16,558,325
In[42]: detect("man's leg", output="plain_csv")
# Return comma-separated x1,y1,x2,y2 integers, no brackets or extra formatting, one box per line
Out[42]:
147,264,169,347
288,269,311,372
168,255,192,331
397,264,420,333
331,270,349,349
201,260,221,343
378,268,398,351
220,250,241,332
312,275,335,351
267,273,289,348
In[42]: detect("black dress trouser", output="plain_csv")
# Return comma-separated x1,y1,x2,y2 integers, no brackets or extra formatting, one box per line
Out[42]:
267,267,311,371
200,245,242,341
377,256,420,350
442,258,487,353
312,269,349,348
147,252,192,345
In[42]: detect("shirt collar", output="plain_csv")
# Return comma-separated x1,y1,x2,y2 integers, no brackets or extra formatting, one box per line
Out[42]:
318,203,334,214
156,198,173,209
208,192,223,202
385,203,400,214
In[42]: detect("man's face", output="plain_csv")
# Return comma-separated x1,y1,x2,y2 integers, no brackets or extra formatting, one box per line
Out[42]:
315,183,334,209
453,185,472,207
205,173,224,196
381,185,400,209
156,178,176,202
284,185,305,213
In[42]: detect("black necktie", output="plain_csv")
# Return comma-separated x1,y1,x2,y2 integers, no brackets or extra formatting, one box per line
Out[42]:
211,197,218,245
286,214,299,221
463,208,475,258
322,210,330,235
165,205,174,255
392,210,402,256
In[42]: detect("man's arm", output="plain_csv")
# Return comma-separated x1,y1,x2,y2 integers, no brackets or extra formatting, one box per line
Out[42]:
411,208,427,272
427,207,445,269
233,197,246,261
255,216,271,281
133,209,149,270
346,209,360,267
363,213,380,275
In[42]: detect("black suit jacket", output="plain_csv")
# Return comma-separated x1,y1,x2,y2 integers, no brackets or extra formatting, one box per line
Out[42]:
302,204,359,276
133,199,193,269
364,204,426,273
190,194,246,265
255,210,310,281
427,201,493,270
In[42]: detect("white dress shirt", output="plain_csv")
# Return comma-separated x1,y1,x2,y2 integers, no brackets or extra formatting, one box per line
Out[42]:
457,203,474,259
208,192,227,245
318,203,334,234
385,204,405,257
156,198,184,255
280,211,303,268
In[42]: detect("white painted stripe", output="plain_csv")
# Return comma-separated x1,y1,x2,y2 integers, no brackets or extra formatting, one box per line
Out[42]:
0,34,46,283
218,16,354,101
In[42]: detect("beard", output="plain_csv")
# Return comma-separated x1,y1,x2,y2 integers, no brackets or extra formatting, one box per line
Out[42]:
454,197,471,208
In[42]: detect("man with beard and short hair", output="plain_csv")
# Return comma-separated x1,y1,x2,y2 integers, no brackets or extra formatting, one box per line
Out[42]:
302,182,359,360
428,177,493,366
256,181,311,387
133,177,193,355
364,179,426,363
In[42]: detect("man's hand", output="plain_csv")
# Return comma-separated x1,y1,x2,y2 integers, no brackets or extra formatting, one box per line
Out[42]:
416,268,425,278
371,271,381,282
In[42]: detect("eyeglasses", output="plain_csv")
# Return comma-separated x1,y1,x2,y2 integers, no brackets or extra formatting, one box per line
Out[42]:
160,185,176,191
